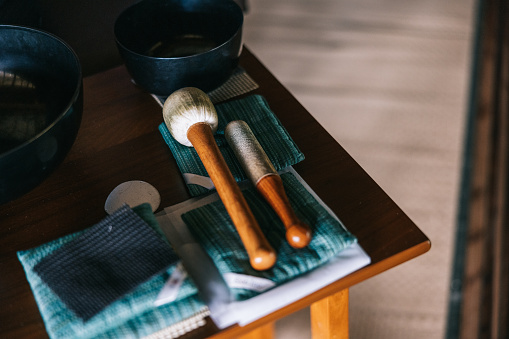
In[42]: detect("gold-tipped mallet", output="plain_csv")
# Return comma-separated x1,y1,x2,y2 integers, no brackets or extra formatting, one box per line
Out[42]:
163,88,276,271
225,120,312,248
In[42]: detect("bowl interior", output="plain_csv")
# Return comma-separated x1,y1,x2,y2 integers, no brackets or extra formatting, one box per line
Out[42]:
0,26,81,155
115,0,243,59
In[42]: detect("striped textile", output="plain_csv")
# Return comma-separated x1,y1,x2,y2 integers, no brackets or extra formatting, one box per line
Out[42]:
153,67,259,105
207,67,259,103
182,172,357,300
33,205,179,321
17,204,208,339
159,95,305,196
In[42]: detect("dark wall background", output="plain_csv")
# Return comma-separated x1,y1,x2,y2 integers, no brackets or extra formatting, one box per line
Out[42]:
1,0,139,76
0,0,248,76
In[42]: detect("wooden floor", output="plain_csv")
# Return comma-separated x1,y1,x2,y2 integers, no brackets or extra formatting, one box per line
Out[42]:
243,0,476,338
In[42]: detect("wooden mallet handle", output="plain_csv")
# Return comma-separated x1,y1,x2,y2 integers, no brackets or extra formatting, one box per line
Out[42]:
256,174,312,248
225,120,312,248
187,122,277,271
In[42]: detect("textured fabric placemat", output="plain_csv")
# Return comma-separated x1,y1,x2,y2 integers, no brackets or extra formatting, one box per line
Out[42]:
153,67,259,105
159,95,305,196
18,204,208,339
182,172,358,300
33,205,178,321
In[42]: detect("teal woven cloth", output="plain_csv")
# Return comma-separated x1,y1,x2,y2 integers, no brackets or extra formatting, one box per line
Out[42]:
182,172,358,300
17,204,208,339
159,95,305,196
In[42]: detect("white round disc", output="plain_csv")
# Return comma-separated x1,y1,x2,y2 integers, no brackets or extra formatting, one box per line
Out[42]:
105,180,161,215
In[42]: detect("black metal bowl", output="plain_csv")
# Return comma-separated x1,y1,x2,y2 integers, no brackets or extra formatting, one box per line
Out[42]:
114,0,243,96
0,25,83,205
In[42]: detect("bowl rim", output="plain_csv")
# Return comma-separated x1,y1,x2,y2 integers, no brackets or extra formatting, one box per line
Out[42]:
0,24,83,159
113,0,244,61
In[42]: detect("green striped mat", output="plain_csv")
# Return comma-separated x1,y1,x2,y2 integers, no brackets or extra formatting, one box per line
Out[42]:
159,95,305,196
182,172,358,300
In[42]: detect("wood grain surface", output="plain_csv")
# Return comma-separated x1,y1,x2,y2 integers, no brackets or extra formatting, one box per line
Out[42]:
0,48,429,338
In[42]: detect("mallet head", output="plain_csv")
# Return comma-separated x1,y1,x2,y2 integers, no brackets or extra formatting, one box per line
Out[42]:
163,87,218,147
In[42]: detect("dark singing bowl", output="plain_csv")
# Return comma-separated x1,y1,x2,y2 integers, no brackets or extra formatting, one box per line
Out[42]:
0,25,83,205
114,0,243,96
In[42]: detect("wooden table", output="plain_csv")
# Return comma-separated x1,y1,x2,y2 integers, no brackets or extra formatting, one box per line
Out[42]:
0,47,430,338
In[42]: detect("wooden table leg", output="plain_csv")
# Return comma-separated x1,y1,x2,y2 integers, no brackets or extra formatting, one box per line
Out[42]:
237,322,275,339
311,288,349,339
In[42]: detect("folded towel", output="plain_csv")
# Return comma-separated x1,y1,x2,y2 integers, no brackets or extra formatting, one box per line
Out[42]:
182,172,358,300
18,204,208,339
159,95,305,196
